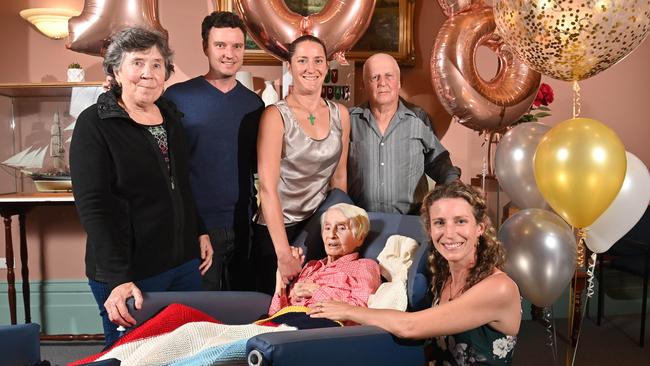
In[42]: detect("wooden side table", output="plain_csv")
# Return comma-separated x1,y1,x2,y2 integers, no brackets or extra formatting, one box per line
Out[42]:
0,192,103,341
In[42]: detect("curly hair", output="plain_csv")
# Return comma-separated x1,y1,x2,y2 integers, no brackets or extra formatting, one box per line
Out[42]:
420,182,506,300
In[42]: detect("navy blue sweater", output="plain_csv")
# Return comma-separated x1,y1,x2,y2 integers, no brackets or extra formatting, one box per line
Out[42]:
164,77,264,230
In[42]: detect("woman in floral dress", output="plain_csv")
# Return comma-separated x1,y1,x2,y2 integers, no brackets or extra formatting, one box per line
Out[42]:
310,181,521,365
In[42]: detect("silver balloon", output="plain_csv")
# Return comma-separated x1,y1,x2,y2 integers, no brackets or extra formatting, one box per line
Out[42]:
495,122,550,210
499,209,576,307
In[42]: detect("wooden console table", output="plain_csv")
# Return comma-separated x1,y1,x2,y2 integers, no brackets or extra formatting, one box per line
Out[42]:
0,192,103,341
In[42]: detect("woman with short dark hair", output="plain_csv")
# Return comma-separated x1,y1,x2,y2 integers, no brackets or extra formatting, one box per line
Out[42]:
71,27,213,346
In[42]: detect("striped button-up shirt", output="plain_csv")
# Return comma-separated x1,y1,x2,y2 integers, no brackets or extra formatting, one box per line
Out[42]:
348,100,460,214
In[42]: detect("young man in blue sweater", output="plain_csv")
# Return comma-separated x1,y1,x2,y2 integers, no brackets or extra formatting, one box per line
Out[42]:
164,12,264,291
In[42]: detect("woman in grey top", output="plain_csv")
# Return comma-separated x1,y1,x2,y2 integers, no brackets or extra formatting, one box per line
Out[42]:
254,35,351,295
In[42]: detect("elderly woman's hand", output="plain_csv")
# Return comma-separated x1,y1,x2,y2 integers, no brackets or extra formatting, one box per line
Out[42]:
290,281,319,299
308,300,355,322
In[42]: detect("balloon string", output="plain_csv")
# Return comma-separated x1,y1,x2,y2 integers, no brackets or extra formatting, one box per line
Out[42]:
572,81,581,118
576,228,587,268
482,133,488,190
586,252,597,298
570,252,597,366
543,306,558,365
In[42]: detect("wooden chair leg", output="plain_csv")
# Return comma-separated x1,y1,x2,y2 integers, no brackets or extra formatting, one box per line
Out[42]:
597,256,605,326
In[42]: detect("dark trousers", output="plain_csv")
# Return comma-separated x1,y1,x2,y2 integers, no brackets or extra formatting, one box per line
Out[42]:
202,225,255,291
89,259,201,347
251,221,306,295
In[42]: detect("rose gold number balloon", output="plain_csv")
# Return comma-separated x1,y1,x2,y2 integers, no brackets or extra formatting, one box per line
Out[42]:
437,0,482,17
67,0,167,56
494,0,650,81
431,6,541,132
234,0,376,62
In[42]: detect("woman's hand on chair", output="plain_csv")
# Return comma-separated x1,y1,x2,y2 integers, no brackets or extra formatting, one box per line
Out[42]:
104,282,143,328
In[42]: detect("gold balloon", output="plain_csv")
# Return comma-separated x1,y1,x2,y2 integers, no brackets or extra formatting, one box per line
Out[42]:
534,118,627,228
494,0,650,81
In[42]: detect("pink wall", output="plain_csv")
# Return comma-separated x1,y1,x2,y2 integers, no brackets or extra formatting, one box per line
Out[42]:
0,0,648,280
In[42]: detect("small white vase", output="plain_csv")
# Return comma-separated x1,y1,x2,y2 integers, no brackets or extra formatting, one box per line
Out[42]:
236,71,254,91
261,80,279,106
67,68,85,82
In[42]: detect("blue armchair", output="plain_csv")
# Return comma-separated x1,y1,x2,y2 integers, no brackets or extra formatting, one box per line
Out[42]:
0,323,41,366
127,210,432,366
124,187,432,366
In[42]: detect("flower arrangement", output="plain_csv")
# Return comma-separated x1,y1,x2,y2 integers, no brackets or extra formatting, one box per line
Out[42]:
514,83,554,124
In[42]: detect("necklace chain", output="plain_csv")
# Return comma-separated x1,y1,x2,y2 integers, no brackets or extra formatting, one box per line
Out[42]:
291,95,319,126
447,277,464,301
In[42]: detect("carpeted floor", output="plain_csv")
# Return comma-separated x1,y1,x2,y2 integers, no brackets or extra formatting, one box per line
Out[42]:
40,315,649,365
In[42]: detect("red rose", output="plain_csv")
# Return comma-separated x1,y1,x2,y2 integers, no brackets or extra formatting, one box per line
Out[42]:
533,83,554,107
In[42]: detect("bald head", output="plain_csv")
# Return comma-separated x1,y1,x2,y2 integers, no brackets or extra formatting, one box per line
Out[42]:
363,53,400,82
362,53,401,108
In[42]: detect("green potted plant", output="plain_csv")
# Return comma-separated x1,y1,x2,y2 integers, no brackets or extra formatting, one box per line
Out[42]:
67,62,85,82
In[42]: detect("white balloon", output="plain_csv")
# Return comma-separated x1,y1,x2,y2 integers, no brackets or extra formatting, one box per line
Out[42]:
586,152,650,253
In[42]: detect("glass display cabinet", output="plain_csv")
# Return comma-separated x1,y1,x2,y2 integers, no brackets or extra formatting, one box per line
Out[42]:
0,82,102,194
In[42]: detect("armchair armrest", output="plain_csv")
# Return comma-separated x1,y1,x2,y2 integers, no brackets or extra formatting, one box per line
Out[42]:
127,291,273,325
246,325,425,366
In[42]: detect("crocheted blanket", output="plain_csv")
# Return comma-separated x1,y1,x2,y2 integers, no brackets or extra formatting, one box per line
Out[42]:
69,304,330,366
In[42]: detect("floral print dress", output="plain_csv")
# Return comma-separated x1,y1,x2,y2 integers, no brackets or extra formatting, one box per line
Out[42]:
429,300,517,365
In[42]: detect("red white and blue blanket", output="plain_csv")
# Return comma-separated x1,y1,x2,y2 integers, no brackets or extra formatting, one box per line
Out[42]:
71,304,341,365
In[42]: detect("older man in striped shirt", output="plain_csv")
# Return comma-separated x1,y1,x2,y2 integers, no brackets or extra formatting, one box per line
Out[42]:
348,53,460,214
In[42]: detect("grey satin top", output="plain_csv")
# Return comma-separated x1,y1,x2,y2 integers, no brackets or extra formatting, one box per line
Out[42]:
256,98,343,225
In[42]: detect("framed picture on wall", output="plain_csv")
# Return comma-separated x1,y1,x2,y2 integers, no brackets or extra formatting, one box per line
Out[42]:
215,0,415,65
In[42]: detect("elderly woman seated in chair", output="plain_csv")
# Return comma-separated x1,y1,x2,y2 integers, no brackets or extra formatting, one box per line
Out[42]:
311,182,521,365
72,203,381,364
268,203,381,317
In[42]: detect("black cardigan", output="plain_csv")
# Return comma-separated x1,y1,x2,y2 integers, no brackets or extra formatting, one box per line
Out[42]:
70,90,204,290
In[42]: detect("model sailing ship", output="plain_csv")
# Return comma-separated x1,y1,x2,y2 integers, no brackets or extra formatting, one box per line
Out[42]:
1,111,72,191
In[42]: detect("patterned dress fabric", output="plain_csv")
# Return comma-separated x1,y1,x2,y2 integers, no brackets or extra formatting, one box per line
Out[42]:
146,124,170,173
430,298,517,366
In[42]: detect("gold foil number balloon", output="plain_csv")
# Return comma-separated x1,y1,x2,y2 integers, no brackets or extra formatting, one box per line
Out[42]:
533,118,627,228
494,0,650,81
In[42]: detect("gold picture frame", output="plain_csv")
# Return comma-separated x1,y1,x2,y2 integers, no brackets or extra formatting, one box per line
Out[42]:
215,0,415,65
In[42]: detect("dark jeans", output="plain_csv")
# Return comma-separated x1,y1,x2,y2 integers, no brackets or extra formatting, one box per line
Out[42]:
89,259,201,347
202,226,254,291
251,221,306,295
